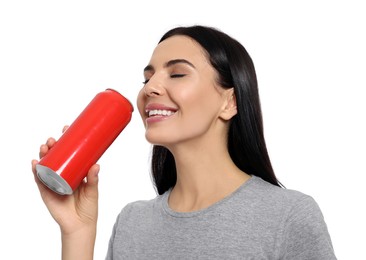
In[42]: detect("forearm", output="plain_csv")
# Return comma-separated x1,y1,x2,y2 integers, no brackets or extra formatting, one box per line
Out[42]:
61,227,96,260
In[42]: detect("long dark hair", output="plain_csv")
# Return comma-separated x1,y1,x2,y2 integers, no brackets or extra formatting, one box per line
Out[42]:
151,25,281,195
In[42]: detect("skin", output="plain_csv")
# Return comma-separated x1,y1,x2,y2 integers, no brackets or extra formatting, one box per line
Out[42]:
31,35,250,259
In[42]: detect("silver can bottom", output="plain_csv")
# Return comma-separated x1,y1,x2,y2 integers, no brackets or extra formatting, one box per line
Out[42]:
36,164,73,195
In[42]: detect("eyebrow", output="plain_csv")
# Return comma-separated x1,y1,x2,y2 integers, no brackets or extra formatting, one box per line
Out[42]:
143,59,196,72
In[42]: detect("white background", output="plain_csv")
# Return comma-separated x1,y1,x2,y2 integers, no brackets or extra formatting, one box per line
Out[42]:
0,0,365,259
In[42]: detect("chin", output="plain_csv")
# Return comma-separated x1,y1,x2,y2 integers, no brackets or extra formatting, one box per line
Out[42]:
145,133,177,148
145,132,165,146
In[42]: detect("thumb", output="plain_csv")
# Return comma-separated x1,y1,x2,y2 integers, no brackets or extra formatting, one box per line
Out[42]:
84,164,100,198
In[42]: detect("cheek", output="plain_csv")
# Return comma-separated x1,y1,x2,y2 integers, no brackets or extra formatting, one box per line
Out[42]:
178,88,221,128
179,85,220,114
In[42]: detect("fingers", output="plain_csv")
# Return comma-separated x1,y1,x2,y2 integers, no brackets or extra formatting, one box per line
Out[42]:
46,137,57,147
35,137,57,190
31,159,48,193
62,125,69,133
39,144,48,159
31,159,39,175
39,124,68,159
31,159,43,188
31,159,44,187
39,137,56,159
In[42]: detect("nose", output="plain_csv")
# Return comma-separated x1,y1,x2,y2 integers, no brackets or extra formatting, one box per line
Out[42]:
143,76,164,97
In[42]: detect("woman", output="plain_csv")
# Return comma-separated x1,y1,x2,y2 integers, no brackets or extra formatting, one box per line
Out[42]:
32,25,336,259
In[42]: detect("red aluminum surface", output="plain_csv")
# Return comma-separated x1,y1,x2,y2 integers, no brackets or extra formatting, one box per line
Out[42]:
37,89,133,193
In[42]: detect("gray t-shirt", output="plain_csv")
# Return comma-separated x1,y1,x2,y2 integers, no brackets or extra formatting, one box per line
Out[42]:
106,176,336,259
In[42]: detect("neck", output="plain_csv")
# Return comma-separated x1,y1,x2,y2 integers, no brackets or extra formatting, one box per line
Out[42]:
167,139,250,212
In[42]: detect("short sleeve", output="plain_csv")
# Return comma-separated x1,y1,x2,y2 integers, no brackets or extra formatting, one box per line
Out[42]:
280,195,337,259
105,213,120,260
105,203,134,260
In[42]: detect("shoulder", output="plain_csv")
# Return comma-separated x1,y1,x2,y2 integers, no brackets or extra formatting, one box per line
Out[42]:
248,177,336,259
245,175,318,212
249,176,328,235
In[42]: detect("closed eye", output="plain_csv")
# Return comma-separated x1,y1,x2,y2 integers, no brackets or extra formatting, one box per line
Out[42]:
143,74,186,84
170,74,186,78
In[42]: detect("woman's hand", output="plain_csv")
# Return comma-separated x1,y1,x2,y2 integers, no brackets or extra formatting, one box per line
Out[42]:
31,127,99,259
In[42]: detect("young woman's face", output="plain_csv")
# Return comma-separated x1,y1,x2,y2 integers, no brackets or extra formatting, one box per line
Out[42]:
137,35,233,147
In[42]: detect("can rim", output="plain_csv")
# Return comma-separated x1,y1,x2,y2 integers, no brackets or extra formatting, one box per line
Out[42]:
36,164,73,195
105,88,134,112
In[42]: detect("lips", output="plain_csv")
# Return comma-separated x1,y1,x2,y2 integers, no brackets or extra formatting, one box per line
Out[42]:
144,103,177,123
147,109,175,117
145,103,177,118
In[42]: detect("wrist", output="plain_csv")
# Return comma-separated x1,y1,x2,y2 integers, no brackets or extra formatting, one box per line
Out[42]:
61,227,96,260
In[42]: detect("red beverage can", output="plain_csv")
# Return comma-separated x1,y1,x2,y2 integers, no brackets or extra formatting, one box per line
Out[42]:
36,88,133,195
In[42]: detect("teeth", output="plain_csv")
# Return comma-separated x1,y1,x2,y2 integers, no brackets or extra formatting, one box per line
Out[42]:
147,109,175,117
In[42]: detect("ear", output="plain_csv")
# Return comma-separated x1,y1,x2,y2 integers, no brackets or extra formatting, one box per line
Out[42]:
219,88,237,121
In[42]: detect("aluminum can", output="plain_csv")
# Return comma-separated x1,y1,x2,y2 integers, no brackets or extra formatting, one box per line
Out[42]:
36,88,133,195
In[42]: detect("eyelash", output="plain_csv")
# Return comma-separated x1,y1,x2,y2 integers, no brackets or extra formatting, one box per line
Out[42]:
170,74,186,78
142,74,186,85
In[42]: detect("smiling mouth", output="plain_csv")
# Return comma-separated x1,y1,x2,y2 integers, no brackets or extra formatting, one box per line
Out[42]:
146,109,176,117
